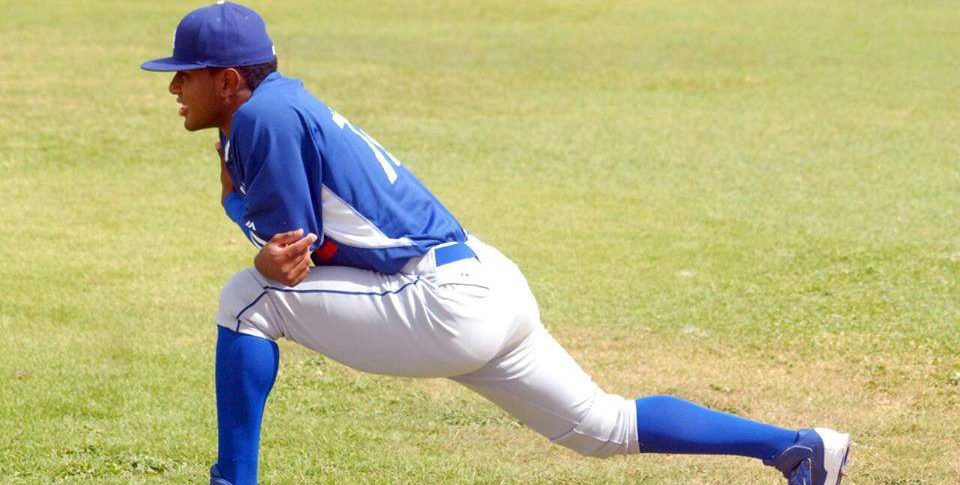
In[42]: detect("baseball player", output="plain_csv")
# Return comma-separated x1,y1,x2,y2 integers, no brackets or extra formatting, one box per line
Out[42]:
142,3,851,485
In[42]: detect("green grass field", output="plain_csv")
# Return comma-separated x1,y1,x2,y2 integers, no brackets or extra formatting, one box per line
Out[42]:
2,0,959,483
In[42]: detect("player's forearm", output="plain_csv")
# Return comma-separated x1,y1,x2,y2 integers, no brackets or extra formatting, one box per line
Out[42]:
219,157,236,205
222,191,256,244
218,154,251,239
223,191,246,226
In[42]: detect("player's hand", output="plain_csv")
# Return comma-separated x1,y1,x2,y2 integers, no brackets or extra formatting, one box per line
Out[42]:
254,229,318,287
217,141,235,205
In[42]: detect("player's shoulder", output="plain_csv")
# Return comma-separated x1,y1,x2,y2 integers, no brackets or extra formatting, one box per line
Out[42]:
234,72,327,129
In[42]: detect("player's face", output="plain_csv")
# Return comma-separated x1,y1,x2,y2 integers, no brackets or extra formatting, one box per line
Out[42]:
168,69,224,132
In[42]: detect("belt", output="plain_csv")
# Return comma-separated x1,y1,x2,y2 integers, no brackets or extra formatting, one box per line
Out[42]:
434,242,476,266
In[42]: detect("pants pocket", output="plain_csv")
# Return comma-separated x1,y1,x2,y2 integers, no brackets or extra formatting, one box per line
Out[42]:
434,260,491,299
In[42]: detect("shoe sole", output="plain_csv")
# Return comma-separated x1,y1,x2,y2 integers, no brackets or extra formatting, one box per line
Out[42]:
814,428,851,485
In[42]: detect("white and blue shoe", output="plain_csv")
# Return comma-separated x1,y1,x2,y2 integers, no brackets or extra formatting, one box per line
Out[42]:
210,464,234,485
765,428,851,485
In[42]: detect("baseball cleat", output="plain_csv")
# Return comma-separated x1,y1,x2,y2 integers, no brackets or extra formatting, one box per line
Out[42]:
210,464,234,485
765,428,851,485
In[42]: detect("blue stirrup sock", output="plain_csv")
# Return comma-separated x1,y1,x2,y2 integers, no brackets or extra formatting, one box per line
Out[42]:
214,326,280,485
635,396,798,461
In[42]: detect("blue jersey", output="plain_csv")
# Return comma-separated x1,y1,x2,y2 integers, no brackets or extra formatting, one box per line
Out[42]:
221,72,466,274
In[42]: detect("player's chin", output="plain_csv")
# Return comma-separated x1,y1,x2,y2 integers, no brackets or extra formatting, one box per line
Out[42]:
182,118,207,132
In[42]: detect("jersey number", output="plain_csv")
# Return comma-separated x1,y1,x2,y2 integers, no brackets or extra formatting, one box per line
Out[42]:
330,110,402,184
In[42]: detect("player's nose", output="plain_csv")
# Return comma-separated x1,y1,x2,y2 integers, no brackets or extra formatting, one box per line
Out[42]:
168,73,181,95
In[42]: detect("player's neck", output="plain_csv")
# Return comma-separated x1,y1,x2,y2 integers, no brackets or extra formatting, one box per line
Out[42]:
217,89,253,136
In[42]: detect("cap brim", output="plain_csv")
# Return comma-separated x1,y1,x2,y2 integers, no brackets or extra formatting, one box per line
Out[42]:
140,56,208,72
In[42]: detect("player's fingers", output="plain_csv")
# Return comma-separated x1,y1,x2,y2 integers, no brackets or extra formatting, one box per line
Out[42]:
270,229,303,246
289,263,311,286
297,250,313,269
279,246,312,274
284,233,318,255
283,249,311,272
278,253,311,286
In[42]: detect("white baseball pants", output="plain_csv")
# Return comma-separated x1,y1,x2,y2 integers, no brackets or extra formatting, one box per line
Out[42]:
216,236,639,457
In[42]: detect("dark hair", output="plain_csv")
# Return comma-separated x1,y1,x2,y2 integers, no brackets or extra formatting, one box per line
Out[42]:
236,58,278,91
211,58,278,91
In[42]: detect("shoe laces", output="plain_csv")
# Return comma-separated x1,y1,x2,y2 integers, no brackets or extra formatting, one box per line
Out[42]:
787,459,813,485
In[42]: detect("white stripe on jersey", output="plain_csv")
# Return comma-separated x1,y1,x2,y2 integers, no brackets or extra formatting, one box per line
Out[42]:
320,185,415,248
248,228,268,248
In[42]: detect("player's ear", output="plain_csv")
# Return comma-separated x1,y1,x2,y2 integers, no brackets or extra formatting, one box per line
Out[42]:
217,68,245,98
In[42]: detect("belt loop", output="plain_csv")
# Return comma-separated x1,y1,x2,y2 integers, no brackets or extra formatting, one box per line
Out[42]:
434,242,476,267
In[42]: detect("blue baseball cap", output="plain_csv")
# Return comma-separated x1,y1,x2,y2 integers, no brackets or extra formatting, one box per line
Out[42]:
141,1,275,72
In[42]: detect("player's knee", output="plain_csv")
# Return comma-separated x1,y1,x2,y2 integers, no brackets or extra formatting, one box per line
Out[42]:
218,270,255,320
216,268,277,339
551,392,638,458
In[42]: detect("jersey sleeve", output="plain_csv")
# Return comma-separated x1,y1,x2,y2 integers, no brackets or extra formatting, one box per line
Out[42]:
228,107,322,250
222,191,252,238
